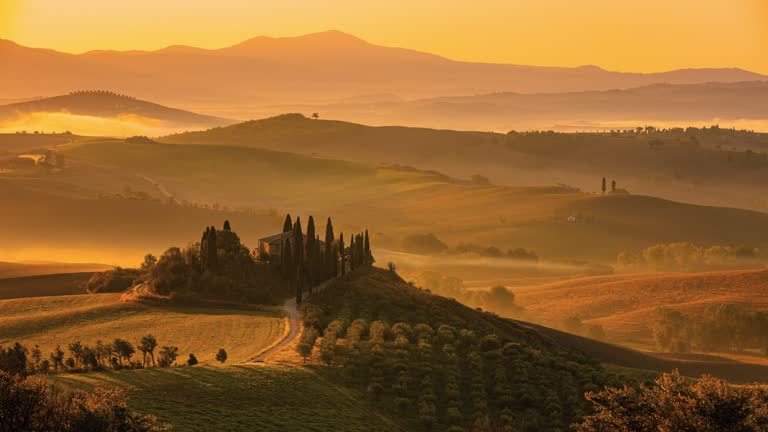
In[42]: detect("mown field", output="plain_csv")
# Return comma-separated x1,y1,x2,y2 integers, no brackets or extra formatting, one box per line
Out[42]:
514,268,768,347
0,293,285,364
54,364,399,432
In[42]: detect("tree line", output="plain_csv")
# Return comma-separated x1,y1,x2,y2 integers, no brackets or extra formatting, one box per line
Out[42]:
0,337,229,377
617,242,762,272
275,214,373,304
653,304,768,354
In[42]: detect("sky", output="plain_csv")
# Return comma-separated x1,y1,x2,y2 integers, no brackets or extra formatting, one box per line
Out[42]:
1,0,767,73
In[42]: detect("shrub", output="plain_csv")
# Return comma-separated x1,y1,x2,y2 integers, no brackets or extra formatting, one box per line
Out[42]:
215,348,228,364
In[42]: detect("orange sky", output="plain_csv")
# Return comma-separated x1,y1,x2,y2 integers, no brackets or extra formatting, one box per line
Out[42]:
1,0,766,73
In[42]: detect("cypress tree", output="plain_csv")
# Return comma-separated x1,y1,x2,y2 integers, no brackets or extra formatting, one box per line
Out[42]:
207,226,218,272
306,216,316,261
339,233,345,277
611,179,616,192
283,237,293,279
283,213,293,233
357,233,365,267
349,235,356,271
364,229,371,265
200,227,209,271
324,217,335,278
601,177,606,194
223,220,231,231
293,217,304,267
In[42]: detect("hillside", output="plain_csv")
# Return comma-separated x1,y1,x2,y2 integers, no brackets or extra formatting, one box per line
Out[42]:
55,365,399,432
1,31,764,106
0,293,284,364
3,136,768,265
514,268,768,346
0,261,111,278
0,91,235,136
276,80,768,132
0,273,97,300
161,115,768,213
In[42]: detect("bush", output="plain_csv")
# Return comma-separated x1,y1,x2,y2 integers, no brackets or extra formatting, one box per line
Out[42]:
575,370,768,431
187,354,198,366
215,348,228,364
0,371,170,431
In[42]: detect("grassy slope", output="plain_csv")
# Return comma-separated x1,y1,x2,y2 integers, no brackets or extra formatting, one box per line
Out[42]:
0,261,112,278
0,293,284,364
327,267,768,384
159,115,768,213
55,365,399,432
515,268,768,344
0,272,97,300
56,138,768,263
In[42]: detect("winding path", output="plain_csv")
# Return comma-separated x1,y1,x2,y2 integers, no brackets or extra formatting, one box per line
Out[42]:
251,278,335,362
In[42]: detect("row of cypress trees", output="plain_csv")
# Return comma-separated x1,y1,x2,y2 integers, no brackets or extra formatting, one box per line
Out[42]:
278,214,373,304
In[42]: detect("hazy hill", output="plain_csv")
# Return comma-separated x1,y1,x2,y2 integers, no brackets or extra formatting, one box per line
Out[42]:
1,31,764,106
0,91,234,128
161,114,768,212
0,137,757,266
281,81,768,131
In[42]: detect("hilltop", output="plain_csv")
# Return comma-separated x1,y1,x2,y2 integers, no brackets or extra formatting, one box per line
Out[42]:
1,31,764,105
0,90,234,129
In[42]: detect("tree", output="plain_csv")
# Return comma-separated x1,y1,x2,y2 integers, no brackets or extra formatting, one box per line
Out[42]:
50,346,64,372
187,354,198,366
157,346,178,367
306,215,316,261
293,217,304,266
364,229,372,265
575,370,768,432
138,335,158,367
283,213,293,233
140,254,158,273
112,339,135,367
312,112,319,120
611,179,616,192
216,348,228,363
207,226,218,271
200,227,210,271
339,233,346,277
601,177,606,194
325,217,336,277
282,237,294,279
223,220,231,231
349,235,356,271
0,343,27,375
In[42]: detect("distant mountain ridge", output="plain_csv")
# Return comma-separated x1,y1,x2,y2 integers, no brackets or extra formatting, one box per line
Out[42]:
0,91,234,128
1,31,764,105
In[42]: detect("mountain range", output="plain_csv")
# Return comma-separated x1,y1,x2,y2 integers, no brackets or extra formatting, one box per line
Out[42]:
2,30,765,107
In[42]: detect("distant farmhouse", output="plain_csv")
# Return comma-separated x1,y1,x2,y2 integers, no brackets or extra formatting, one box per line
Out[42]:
258,232,325,263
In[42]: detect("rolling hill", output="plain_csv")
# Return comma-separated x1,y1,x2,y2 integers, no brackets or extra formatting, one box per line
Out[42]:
514,268,768,347
1,31,764,107
273,80,768,132
161,114,768,213
0,91,235,135
4,135,768,266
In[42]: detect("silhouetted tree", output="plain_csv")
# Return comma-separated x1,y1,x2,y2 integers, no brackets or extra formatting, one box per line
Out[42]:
611,179,616,192
364,229,372,265
602,177,606,194
215,348,228,363
325,217,336,277
157,346,178,367
306,216,316,261
138,335,158,367
207,226,218,271
187,354,198,366
349,235,356,271
223,220,231,231
339,233,346,277
283,214,293,233
293,217,304,266
200,227,209,270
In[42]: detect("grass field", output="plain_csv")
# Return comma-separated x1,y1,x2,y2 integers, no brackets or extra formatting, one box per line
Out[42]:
54,364,399,432
514,268,768,346
0,293,285,364
0,272,97,300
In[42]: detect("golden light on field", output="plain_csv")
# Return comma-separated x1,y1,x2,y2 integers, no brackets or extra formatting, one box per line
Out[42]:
1,0,766,73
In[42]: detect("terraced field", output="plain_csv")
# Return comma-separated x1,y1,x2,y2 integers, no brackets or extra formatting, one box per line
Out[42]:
0,293,285,364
